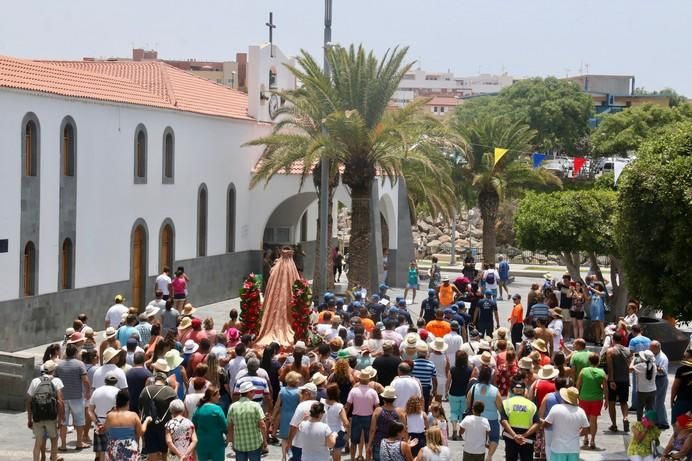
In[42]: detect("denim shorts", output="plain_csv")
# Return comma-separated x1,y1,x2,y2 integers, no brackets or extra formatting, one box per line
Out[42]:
350,415,372,443
334,430,346,449
63,398,85,426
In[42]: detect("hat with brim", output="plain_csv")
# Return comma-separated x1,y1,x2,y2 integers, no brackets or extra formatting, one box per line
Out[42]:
430,337,448,352
165,349,184,370
144,305,160,318
182,303,196,314
153,358,171,373
336,349,351,360
405,333,418,348
312,372,327,386
480,351,492,366
359,366,377,380
380,386,397,399
238,381,255,394
543,273,553,281
518,356,534,370
183,339,199,354
102,347,122,364
42,359,58,373
478,340,491,351
559,387,579,405
299,382,318,394
532,339,548,353
178,317,192,331
105,327,117,339
416,343,429,354
538,364,559,380
549,308,563,318
67,332,85,344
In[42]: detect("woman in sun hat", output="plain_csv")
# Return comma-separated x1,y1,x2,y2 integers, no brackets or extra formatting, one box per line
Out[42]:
177,317,193,343
532,339,552,366
368,386,405,461
166,350,187,401
429,338,450,401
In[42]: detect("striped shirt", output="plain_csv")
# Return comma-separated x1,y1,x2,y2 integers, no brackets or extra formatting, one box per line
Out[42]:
411,358,436,387
233,375,270,403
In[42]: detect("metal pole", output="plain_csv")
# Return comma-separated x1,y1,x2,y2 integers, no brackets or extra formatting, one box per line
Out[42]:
318,0,332,297
449,209,457,265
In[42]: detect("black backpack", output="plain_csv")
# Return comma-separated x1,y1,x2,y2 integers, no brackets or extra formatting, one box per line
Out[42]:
143,385,169,424
485,272,496,285
31,376,58,422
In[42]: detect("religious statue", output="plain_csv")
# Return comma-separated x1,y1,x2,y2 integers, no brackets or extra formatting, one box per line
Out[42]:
255,246,301,347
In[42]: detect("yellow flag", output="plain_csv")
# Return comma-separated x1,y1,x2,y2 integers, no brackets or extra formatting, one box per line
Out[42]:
494,147,508,166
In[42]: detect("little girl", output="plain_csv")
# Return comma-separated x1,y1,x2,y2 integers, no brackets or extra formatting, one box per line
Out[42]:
428,402,449,446
405,396,428,458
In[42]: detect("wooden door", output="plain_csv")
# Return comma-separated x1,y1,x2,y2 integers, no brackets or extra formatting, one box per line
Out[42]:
23,242,35,296
132,226,145,311
160,225,172,271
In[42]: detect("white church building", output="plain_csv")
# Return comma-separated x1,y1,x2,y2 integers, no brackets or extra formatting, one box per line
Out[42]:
0,43,413,351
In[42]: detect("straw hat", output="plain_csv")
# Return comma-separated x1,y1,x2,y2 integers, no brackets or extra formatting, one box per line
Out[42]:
182,303,196,315
549,308,563,318
543,273,553,281
359,366,378,380
480,351,492,366
518,356,534,370
380,386,397,399
478,340,491,351
312,372,327,386
177,317,192,331
559,387,579,406
532,339,548,353
405,333,418,348
144,305,160,318
537,364,559,380
165,350,184,370
102,347,121,364
182,339,199,354
105,327,117,339
153,358,171,373
430,337,448,352
416,342,429,354
493,327,509,340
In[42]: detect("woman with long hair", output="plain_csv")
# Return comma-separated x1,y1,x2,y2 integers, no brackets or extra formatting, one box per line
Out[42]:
328,359,355,406
205,354,230,413
105,390,152,461
466,366,503,461
416,426,450,461
552,351,572,380
272,371,302,460
191,386,227,461
569,281,589,340
368,386,406,461
405,396,428,458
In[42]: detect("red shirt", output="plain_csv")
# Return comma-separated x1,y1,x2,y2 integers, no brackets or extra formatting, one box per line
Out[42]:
535,379,556,407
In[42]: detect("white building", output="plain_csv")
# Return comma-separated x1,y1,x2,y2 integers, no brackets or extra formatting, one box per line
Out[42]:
392,68,516,107
0,43,412,351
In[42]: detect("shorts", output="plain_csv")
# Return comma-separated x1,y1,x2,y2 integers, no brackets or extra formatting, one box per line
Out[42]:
63,398,86,426
173,293,186,300
407,283,418,289
488,419,500,443
579,399,602,417
334,430,346,449
142,424,168,454
448,395,467,422
463,452,486,461
350,415,372,443
607,381,629,403
32,420,58,439
551,453,579,461
569,310,585,320
93,428,108,453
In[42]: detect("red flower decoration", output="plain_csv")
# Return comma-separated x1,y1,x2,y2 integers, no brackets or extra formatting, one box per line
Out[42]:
239,273,263,337
290,279,312,342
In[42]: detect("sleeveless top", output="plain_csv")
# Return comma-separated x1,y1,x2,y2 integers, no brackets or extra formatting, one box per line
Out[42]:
107,426,136,440
449,365,472,396
472,384,499,421
439,285,454,306
380,439,406,461
374,408,400,449
610,345,630,381
169,367,186,400
534,379,556,407
407,412,425,433
421,446,451,461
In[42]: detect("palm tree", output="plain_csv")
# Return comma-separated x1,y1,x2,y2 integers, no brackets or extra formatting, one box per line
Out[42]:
248,45,454,290
450,115,561,263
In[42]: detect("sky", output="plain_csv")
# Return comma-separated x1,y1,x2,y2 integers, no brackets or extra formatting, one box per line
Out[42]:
1,0,691,95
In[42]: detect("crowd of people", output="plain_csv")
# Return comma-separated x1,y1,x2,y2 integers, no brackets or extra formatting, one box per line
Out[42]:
24,265,692,461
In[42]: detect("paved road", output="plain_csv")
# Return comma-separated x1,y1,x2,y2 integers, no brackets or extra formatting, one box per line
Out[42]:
0,274,678,461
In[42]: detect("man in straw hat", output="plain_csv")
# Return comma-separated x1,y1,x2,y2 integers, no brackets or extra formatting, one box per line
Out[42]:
227,380,267,461
92,347,127,390
501,378,539,461
542,387,590,461
430,337,450,401
139,371,176,460
346,366,380,461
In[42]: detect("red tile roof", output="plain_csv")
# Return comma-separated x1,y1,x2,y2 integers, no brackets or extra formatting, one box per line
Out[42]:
0,56,251,120
426,96,462,106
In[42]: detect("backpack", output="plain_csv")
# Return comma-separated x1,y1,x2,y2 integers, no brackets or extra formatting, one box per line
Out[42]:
485,271,496,285
143,385,169,424
31,376,58,422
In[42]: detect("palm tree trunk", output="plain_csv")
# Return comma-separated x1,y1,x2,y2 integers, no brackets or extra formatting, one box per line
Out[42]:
347,187,371,291
478,190,499,264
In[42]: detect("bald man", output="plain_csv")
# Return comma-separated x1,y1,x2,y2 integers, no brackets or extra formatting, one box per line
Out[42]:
650,341,669,428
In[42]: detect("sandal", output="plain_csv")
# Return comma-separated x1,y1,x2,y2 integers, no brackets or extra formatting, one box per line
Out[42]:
607,425,618,432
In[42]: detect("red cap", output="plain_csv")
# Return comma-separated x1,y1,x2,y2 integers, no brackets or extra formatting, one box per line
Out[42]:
191,318,202,329
419,329,429,340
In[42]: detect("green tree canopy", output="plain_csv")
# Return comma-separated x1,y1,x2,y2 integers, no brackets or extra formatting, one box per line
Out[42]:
616,121,692,318
496,77,594,153
591,103,692,157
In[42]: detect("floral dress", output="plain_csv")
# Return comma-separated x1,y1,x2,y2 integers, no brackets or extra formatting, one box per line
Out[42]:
165,415,196,461
496,360,518,397
626,422,660,457
106,427,139,461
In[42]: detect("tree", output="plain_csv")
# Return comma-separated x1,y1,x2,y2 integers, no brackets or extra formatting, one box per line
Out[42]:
514,188,629,314
615,121,692,319
449,114,561,263
590,103,691,157
248,45,453,291
497,77,594,153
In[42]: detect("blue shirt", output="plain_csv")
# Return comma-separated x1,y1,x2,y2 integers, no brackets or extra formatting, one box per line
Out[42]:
629,335,651,353
498,261,510,280
411,358,437,387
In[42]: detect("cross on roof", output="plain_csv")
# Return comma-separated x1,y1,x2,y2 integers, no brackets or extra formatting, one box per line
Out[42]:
266,12,276,58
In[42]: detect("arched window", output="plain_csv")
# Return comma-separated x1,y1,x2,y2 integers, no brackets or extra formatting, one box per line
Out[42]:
60,238,74,289
226,184,236,252
23,241,36,296
134,125,147,183
197,185,208,257
62,122,75,176
23,117,39,177
162,128,174,183
159,221,174,271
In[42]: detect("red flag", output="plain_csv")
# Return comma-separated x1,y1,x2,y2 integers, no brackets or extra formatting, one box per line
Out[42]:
573,157,587,176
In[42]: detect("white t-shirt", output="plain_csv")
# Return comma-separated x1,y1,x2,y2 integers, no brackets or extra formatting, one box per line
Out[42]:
391,376,422,410
148,298,167,311
298,420,333,461
460,415,490,454
320,399,345,432
89,385,120,421
27,375,64,397
290,400,326,448
91,364,128,390
155,274,172,295
548,319,563,353
483,270,500,290
316,324,331,337
225,356,248,392
633,361,657,392
444,332,464,365
421,446,451,461
544,403,589,454
105,303,128,327
184,392,204,417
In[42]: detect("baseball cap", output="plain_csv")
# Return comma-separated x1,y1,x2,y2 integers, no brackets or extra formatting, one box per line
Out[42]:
443,308,454,314
427,289,435,296
397,300,406,307
379,284,389,291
